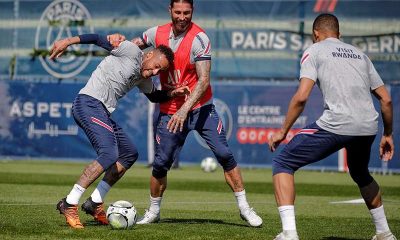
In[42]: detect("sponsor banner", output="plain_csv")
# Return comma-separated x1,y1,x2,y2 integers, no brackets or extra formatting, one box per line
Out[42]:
0,81,149,160
214,30,400,81
180,82,340,168
179,82,400,171
0,81,399,171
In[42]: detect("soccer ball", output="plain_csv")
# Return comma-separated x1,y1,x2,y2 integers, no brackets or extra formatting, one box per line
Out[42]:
200,157,218,172
106,200,137,229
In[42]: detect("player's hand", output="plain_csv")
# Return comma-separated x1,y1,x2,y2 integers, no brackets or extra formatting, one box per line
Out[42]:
169,86,191,98
268,131,286,152
107,33,126,48
380,134,394,161
131,37,144,46
49,38,70,59
167,109,188,133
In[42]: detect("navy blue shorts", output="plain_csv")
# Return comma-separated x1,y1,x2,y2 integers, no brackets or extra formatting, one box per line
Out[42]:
152,104,237,178
273,122,375,187
72,94,138,170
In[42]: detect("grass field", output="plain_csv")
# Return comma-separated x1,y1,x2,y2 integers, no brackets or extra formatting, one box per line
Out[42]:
0,160,399,240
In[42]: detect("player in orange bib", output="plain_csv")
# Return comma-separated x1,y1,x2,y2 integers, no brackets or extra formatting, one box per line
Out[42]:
109,0,262,227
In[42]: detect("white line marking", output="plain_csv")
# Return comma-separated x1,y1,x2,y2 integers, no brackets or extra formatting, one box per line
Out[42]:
0,201,271,206
330,198,365,204
2,199,399,206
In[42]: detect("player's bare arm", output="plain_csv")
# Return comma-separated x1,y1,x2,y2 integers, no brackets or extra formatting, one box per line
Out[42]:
50,34,118,60
372,85,394,160
106,33,126,47
167,60,211,133
49,36,81,59
131,37,149,50
268,78,315,152
169,86,191,98
107,33,149,50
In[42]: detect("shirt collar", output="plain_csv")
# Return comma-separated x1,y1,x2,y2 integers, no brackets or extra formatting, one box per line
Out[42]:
325,37,341,42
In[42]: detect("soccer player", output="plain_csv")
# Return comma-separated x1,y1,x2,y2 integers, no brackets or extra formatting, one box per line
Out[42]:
50,34,189,229
108,0,262,227
268,14,396,240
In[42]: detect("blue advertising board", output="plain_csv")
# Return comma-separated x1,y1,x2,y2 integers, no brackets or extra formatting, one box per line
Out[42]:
0,81,150,161
1,81,398,172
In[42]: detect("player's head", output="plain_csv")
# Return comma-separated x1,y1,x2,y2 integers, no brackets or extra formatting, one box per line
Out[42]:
312,13,340,43
169,0,194,35
141,45,174,78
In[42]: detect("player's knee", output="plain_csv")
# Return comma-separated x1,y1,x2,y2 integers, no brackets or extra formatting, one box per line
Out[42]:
349,170,374,188
152,161,169,179
272,157,296,175
119,149,139,170
97,148,119,170
214,148,237,171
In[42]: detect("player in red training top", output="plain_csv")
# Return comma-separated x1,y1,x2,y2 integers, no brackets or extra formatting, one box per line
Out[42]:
109,0,262,227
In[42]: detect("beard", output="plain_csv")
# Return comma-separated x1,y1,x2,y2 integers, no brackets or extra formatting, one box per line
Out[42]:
172,18,191,35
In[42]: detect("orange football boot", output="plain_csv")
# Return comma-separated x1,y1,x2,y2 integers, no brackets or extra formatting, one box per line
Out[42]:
56,198,84,229
81,197,108,225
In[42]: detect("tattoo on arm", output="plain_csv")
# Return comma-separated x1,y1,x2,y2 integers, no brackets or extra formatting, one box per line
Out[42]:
179,60,211,113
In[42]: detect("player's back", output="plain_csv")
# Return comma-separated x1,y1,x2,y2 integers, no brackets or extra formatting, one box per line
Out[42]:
303,38,383,136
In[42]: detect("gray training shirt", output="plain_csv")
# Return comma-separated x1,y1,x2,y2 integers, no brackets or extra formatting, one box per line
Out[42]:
79,41,154,113
300,37,384,136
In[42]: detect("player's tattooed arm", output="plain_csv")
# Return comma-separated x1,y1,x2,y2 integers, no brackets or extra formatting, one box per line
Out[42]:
167,60,211,133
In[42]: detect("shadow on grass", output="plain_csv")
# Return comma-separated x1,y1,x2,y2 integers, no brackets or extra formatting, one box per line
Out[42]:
82,220,108,226
160,218,251,227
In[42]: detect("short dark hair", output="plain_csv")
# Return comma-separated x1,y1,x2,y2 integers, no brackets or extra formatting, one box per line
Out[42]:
156,45,174,67
170,0,193,8
313,13,339,34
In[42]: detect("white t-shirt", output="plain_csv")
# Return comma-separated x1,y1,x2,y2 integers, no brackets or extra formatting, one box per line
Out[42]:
79,41,154,113
300,37,384,136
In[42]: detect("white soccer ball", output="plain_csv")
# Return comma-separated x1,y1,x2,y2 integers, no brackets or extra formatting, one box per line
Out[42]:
201,157,218,172
106,200,137,229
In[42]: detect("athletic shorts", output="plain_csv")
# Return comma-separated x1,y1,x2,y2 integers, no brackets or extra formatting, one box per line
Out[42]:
72,94,138,170
152,104,236,177
273,122,376,176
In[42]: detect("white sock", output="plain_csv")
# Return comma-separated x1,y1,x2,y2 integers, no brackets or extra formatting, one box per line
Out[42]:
278,205,297,232
149,196,162,214
370,205,390,234
91,180,111,203
66,184,86,205
235,190,250,212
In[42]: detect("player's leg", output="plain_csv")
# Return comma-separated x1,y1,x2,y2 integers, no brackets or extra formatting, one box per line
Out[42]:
137,113,188,224
346,136,396,240
56,94,119,228
194,104,262,227
272,123,345,239
82,120,139,225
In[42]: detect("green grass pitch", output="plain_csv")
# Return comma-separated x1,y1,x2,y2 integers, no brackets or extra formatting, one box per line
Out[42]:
0,160,398,239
